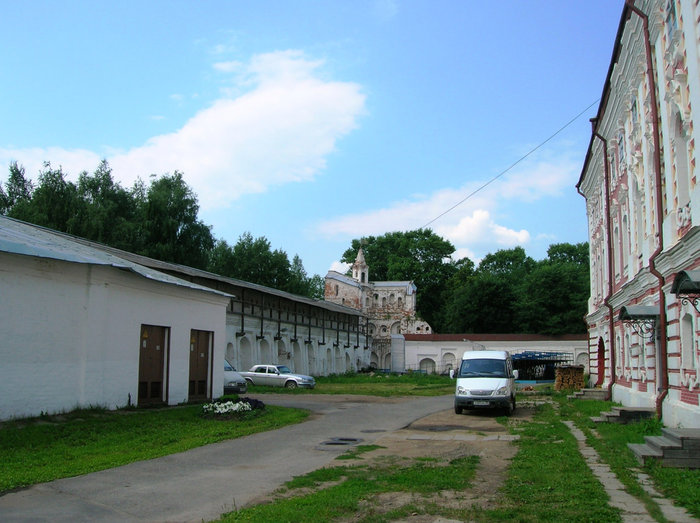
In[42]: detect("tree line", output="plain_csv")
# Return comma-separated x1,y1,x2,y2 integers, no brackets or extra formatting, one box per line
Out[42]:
2,161,589,334
0,161,323,298
341,231,589,335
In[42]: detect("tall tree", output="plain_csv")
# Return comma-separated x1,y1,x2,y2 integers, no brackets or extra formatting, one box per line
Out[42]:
14,163,79,232
1,162,34,215
70,160,138,250
137,171,214,269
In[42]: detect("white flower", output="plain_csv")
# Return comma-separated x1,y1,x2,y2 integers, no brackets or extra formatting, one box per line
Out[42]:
203,400,252,416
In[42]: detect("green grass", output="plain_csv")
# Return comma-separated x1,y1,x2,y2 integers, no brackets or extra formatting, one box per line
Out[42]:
247,372,455,396
0,404,308,493
478,401,622,523
558,396,700,520
219,454,480,522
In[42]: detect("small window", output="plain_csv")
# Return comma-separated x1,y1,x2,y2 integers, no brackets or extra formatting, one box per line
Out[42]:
335,285,339,296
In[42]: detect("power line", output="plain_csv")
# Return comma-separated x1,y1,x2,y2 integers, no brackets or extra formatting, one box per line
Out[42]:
421,98,601,229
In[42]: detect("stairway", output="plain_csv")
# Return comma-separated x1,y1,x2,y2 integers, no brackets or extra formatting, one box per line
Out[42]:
629,428,700,468
568,388,610,401
591,406,656,424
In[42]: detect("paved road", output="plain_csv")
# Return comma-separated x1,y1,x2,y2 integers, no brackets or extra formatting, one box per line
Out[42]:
0,394,454,522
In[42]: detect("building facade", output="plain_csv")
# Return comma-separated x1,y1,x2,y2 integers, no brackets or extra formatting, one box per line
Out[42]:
324,248,432,369
0,217,370,420
578,0,700,428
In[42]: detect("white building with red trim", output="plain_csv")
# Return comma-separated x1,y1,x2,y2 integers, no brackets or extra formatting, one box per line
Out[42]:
577,0,700,428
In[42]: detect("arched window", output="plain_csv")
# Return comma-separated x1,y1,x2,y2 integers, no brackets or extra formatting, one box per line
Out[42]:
681,313,696,371
673,113,690,208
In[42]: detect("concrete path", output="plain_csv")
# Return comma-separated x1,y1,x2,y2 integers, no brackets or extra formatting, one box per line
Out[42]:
563,420,698,523
0,394,453,523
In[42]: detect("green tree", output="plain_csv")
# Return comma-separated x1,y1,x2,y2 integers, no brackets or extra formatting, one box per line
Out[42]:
342,229,459,328
516,242,589,334
1,162,34,215
223,232,292,289
13,162,79,232
137,171,214,269
70,160,138,250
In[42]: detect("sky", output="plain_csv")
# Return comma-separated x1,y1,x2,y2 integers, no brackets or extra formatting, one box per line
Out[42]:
0,1,623,277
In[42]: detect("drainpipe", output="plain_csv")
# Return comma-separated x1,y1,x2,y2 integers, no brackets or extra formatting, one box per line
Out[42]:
587,124,617,394
625,0,668,418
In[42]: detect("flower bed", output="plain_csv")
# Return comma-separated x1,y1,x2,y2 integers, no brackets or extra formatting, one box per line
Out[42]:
201,397,266,420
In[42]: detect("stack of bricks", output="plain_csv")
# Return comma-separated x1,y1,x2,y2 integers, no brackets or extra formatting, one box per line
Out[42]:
554,365,585,391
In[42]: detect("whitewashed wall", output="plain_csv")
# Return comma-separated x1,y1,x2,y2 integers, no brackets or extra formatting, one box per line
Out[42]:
0,252,228,420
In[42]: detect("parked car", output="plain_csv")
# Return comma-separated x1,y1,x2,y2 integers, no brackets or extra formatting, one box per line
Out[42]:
239,364,315,389
224,360,247,395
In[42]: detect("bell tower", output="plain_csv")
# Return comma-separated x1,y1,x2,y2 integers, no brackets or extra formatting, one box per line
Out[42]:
352,247,369,284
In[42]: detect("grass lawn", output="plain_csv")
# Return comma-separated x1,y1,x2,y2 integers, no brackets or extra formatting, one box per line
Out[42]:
0,402,308,493
3,376,699,523
248,371,456,396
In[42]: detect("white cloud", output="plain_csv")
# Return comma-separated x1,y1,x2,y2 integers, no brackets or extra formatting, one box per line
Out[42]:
0,50,366,210
329,261,351,274
0,147,102,180
314,150,577,262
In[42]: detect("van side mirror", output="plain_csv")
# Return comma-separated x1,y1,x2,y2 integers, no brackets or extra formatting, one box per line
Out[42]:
449,369,455,379
513,369,519,380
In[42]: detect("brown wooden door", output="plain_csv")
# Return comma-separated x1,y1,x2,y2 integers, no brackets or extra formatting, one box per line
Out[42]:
189,330,211,400
139,325,167,405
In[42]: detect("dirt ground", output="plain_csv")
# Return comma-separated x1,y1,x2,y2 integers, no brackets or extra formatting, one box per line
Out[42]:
253,401,538,522
348,404,535,522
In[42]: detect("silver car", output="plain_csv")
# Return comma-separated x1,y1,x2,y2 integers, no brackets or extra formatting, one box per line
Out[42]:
224,360,248,395
240,364,316,389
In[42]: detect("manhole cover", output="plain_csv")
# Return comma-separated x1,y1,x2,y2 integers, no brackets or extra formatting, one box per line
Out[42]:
360,429,387,433
411,425,467,432
317,437,364,449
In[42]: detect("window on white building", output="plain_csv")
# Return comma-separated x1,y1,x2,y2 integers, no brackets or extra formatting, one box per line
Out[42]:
681,313,696,371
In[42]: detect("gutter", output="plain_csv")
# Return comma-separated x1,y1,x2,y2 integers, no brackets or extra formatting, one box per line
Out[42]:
625,0,669,418
582,125,617,393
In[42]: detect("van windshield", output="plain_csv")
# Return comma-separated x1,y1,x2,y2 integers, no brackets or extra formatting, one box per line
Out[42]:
458,358,507,378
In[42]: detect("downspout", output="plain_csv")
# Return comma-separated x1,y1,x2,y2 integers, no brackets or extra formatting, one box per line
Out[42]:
625,0,669,417
588,124,617,394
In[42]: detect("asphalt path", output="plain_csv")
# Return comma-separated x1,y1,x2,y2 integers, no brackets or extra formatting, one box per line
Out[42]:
0,394,454,522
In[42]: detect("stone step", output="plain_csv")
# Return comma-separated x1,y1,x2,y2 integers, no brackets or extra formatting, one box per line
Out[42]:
629,429,700,469
569,388,610,401
662,428,700,449
593,406,656,424
629,442,663,466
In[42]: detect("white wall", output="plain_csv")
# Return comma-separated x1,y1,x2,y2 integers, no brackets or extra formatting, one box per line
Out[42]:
0,252,228,420
403,337,589,374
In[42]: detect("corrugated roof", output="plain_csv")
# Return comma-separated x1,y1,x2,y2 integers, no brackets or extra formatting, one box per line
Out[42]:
0,216,232,299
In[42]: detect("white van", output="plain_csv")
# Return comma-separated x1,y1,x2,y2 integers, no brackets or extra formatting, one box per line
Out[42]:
454,350,518,415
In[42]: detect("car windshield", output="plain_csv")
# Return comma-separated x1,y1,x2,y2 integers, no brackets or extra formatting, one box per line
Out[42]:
224,360,235,371
458,358,507,378
276,365,292,374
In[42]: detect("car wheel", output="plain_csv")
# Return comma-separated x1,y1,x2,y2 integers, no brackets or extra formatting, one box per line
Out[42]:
454,406,463,415
505,397,515,416
285,380,298,389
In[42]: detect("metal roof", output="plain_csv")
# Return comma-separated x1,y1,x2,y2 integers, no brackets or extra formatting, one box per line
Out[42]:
0,216,362,317
0,216,232,299
671,270,700,295
619,305,659,321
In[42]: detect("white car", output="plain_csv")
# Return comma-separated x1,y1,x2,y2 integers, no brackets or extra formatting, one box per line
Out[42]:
224,360,248,395
239,364,316,389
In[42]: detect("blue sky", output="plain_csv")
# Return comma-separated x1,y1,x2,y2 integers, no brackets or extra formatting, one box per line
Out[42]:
1,1,622,277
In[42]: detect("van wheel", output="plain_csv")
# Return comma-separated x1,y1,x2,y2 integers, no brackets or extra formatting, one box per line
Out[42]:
505,397,515,416
454,406,463,415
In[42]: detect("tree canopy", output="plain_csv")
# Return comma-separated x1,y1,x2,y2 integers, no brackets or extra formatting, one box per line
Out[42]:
1,161,322,298
341,231,589,336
